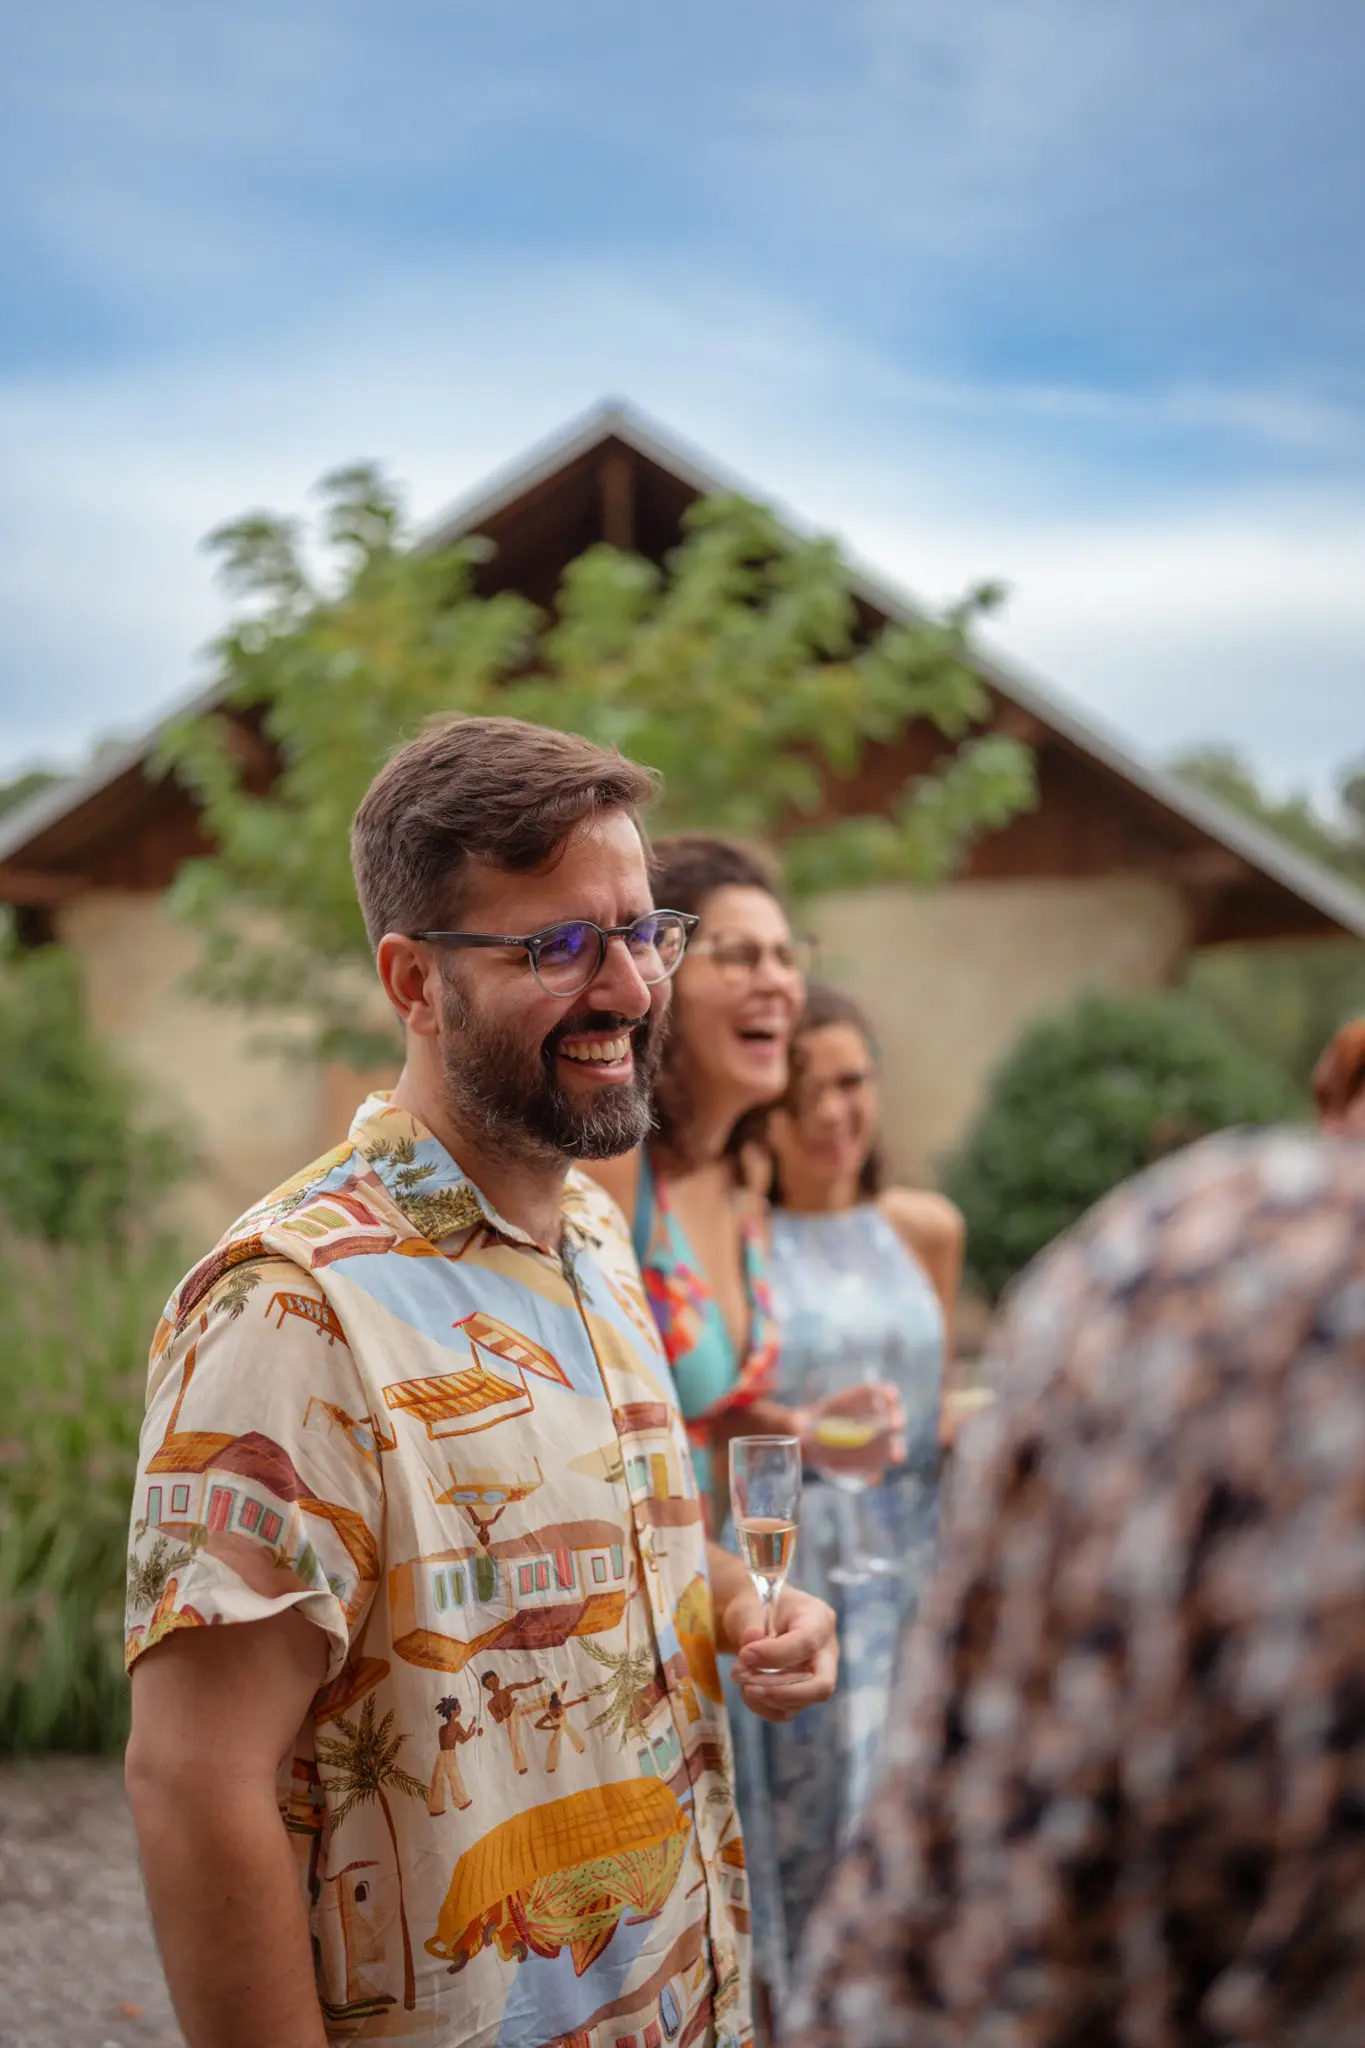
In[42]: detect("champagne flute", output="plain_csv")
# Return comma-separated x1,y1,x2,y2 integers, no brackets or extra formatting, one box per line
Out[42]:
728,1434,801,1639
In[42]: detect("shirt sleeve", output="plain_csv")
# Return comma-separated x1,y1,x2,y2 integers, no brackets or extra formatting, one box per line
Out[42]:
125,1256,384,1686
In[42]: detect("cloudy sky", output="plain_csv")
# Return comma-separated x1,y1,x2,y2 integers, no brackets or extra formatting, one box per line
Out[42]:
3,0,1362,798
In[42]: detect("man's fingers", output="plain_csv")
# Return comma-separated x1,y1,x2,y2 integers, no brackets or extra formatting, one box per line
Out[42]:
737,1665,835,1720
735,1624,823,1673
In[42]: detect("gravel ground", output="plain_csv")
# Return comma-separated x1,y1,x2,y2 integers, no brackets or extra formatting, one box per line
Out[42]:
0,1760,183,2048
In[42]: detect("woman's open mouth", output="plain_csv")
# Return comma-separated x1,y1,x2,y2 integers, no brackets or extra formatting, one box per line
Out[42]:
735,1026,784,1060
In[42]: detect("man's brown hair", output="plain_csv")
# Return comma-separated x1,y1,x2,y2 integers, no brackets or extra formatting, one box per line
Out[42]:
350,715,658,947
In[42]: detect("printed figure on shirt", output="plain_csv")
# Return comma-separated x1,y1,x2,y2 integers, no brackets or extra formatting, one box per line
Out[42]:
479,1671,546,1775
427,1696,477,1815
535,1686,591,1772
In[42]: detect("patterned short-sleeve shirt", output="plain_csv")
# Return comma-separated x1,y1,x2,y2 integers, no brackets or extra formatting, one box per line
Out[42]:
126,1095,751,2048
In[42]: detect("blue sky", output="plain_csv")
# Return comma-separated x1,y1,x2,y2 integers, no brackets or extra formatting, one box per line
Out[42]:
3,0,1363,798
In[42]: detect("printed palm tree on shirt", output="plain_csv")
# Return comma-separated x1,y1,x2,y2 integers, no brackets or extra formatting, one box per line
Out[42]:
367,1134,437,1196
126,1533,196,1611
316,1695,427,2010
213,1265,262,1321
581,1640,657,1745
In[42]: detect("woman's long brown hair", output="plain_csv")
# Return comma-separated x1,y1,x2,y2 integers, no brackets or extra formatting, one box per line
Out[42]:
647,834,785,1174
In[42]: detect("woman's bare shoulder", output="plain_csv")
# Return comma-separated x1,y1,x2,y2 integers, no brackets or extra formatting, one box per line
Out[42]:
878,1185,965,1254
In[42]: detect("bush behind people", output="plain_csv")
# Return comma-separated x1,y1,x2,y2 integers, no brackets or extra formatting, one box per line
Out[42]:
946,988,1301,1303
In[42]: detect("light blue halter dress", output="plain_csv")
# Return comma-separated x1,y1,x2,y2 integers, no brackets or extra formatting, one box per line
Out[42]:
755,1201,945,2002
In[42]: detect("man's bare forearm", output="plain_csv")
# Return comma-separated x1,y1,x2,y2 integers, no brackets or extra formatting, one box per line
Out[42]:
129,1764,328,2048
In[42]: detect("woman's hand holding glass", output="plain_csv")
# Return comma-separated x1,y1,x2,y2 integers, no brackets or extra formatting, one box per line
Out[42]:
799,1380,906,1485
799,1354,906,1584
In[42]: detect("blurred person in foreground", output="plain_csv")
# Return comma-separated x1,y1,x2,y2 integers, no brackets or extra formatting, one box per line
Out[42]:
1314,1015,1365,1136
786,1127,1365,2048
122,718,837,2048
739,985,962,1993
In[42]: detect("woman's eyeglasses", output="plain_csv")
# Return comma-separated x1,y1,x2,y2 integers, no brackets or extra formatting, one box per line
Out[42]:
688,933,815,984
412,910,698,999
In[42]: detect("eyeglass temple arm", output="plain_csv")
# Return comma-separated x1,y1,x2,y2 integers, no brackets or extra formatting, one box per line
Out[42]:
414,932,527,949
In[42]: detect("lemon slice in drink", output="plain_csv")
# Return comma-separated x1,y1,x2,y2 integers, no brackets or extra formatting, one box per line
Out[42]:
810,1416,880,1450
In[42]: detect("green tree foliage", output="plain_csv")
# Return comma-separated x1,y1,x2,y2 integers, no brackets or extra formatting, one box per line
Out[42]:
0,770,63,952
0,766,60,821
944,990,1301,1305
0,948,187,1243
158,464,1035,1064
1173,745,1365,884
1173,747,1365,1089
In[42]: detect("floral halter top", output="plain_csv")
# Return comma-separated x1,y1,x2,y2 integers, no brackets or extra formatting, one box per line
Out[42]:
631,1151,781,1500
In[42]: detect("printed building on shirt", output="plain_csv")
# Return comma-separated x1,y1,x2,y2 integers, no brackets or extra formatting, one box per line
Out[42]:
319,1858,401,2025
613,1404,704,1529
388,1518,630,1672
137,1424,380,1622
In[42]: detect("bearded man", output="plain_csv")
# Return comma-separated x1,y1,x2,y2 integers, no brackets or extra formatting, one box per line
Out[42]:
124,715,837,2048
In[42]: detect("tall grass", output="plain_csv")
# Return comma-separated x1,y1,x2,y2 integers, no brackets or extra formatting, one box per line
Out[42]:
0,1238,181,1753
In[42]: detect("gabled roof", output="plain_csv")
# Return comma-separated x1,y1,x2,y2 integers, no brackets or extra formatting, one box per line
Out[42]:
4,400,1364,944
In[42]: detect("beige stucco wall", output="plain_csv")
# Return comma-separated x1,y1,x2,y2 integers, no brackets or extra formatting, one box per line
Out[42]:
56,872,1190,1244
810,873,1192,1187
57,891,338,1245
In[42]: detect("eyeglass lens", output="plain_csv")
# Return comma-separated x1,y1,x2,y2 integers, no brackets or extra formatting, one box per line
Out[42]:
707,936,813,979
533,914,689,995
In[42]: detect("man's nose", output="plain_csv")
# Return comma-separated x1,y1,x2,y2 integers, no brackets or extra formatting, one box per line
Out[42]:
584,934,653,1019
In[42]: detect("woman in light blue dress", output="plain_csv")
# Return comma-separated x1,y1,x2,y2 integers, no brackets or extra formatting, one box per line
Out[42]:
748,984,964,2001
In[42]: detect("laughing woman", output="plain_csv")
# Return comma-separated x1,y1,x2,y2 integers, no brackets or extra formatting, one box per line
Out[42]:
751,984,963,1990
589,835,807,1523
588,840,894,2028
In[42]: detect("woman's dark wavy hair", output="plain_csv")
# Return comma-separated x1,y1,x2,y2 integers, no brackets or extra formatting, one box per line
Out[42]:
747,982,887,1204
648,834,784,1173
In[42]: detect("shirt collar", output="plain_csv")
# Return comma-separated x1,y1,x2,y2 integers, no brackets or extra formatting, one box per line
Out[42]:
347,1092,566,1253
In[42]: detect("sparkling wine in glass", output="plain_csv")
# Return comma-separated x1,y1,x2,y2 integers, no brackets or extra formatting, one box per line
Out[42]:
729,1434,801,1637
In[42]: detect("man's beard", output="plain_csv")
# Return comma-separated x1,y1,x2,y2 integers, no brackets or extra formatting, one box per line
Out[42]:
438,975,663,1164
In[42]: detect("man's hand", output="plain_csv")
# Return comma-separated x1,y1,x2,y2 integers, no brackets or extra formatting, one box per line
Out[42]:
715,1569,838,1725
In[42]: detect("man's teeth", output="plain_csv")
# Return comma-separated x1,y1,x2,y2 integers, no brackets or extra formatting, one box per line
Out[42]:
560,1036,631,1065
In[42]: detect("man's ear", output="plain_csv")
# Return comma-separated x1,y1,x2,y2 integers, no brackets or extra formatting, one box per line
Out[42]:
376,934,442,1039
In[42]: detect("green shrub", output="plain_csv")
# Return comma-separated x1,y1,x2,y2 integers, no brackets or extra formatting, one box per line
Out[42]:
0,948,189,1243
944,990,1304,1305
0,1240,181,1753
